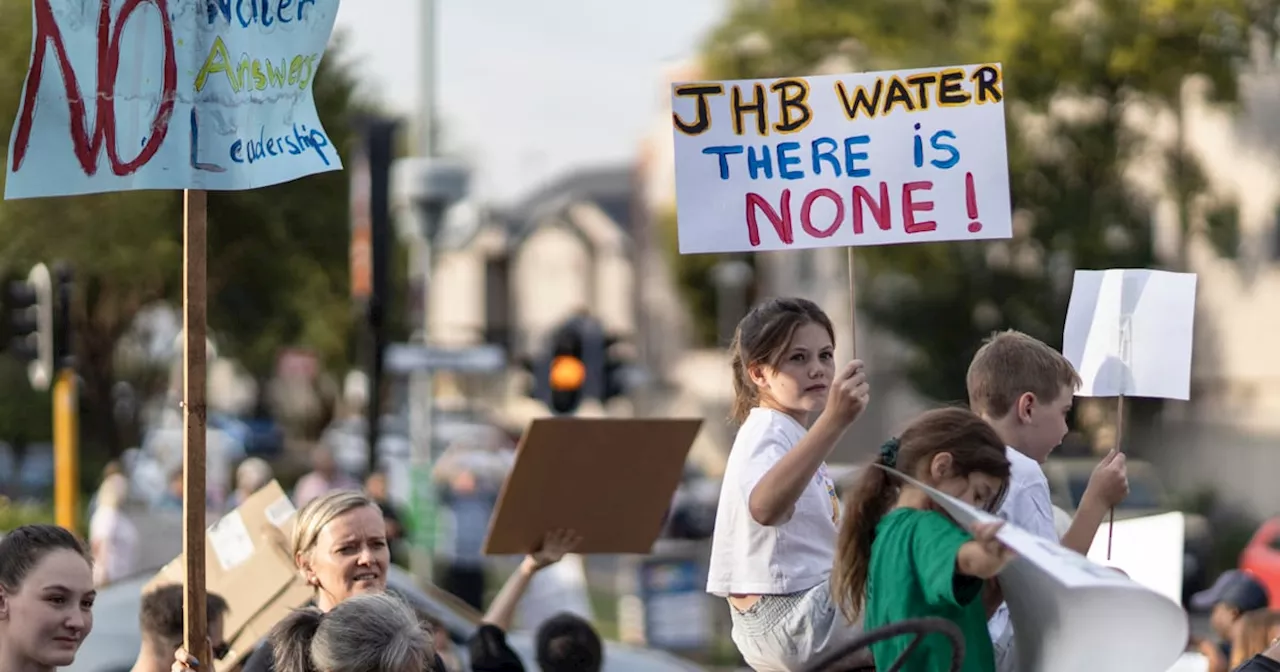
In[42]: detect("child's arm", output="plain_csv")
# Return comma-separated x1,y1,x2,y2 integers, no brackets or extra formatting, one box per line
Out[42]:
956,522,1015,580
749,360,868,526
1060,450,1128,554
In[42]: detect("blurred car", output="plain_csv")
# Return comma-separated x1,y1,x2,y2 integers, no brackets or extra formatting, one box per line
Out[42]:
1237,517,1280,609
661,465,720,540
66,564,701,672
1043,457,1212,600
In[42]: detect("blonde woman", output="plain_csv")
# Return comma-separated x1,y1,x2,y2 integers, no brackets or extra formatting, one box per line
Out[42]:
176,490,444,671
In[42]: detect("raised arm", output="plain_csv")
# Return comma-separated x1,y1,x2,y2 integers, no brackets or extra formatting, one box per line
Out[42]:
748,361,868,526
482,529,582,632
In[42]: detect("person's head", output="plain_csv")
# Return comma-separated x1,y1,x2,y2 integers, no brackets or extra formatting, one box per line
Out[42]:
270,592,435,672
236,457,274,495
1230,609,1280,668
291,490,389,612
535,612,603,672
0,525,95,668
1193,570,1271,641
168,468,184,496
311,445,337,476
139,585,230,667
729,297,837,424
364,472,388,501
832,407,1011,622
97,472,129,511
966,330,1081,462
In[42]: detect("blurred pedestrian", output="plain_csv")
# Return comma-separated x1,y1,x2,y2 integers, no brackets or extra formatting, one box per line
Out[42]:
1194,570,1272,664
229,457,275,509
89,473,138,587
123,585,229,672
293,445,359,508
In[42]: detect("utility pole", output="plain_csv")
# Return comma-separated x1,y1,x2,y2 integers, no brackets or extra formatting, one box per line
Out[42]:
402,0,469,586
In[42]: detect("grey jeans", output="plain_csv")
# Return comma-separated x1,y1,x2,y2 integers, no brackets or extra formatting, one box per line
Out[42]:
728,580,869,671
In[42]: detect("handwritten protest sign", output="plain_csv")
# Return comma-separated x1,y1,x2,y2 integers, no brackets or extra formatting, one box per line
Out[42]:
887,467,1188,672
670,63,1012,254
5,0,342,200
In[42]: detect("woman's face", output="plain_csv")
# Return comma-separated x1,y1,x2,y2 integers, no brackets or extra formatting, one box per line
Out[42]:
302,506,390,610
0,549,95,667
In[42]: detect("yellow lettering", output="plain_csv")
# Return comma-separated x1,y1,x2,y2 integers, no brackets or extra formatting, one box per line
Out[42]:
288,55,304,87
194,36,236,93
267,59,288,88
252,61,267,90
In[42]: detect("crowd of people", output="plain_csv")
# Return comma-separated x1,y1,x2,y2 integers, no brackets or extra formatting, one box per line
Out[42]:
4,295,1279,671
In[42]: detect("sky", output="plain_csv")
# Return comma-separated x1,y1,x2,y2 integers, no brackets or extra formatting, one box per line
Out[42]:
333,1,728,204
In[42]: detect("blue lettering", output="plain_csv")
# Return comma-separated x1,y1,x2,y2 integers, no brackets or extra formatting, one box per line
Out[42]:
746,145,773,180
702,145,744,180
913,123,924,168
266,138,277,155
190,107,226,172
843,135,871,178
207,0,312,26
230,140,244,163
929,130,960,169
811,137,840,176
776,142,802,180
306,127,331,165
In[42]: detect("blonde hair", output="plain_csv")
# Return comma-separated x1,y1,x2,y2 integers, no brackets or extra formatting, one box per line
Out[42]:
270,592,433,672
291,490,380,563
966,330,1081,419
1231,610,1280,669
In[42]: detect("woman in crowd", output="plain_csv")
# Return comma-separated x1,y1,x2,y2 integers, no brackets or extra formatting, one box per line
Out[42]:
88,472,138,587
1232,611,1280,670
272,592,435,672
0,524,97,672
176,490,443,672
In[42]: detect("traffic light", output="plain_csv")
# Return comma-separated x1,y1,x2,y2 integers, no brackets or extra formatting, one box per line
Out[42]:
527,315,635,414
5,263,53,390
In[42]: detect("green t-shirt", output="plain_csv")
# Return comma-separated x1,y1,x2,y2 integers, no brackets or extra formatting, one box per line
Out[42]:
864,508,994,672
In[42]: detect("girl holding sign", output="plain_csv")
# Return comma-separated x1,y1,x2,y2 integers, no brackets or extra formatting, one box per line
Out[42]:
833,407,1016,672
706,298,872,671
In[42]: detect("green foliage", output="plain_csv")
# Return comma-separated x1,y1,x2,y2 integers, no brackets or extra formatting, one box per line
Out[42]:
0,7,380,453
697,0,1272,401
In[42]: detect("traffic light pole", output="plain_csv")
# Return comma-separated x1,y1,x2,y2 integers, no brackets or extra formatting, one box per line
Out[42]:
53,368,77,530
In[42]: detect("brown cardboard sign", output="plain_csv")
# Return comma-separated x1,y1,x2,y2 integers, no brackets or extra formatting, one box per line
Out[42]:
483,418,703,555
146,481,312,671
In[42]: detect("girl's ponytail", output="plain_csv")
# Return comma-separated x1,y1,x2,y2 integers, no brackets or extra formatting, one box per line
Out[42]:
831,438,901,623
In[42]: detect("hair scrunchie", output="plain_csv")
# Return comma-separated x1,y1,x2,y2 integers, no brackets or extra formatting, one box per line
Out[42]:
879,437,901,469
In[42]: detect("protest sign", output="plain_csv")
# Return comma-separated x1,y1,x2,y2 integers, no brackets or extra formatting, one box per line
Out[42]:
1063,269,1198,400
1087,511,1186,605
5,0,343,200
888,467,1188,672
670,63,1012,254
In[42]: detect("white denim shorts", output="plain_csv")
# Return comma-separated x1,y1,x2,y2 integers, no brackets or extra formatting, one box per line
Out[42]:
728,579,868,672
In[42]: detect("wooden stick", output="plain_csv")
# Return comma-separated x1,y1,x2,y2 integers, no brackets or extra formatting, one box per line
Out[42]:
846,247,858,358
182,188,209,663
1106,393,1126,560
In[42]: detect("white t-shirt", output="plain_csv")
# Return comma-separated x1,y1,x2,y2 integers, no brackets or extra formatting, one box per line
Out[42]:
707,407,842,597
88,507,138,586
988,446,1059,646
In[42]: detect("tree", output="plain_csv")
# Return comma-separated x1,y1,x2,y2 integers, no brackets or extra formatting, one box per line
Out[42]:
696,0,1271,402
0,6,378,456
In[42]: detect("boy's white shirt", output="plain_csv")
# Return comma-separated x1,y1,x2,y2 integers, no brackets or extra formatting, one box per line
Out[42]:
706,407,841,597
989,445,1060,655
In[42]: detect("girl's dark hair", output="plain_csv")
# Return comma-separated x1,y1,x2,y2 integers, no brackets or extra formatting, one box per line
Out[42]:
831,407,1010,623
0,524,92,592
729,297,835,423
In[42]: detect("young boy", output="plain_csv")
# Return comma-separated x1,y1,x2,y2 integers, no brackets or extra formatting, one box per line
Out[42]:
966,330,1130,670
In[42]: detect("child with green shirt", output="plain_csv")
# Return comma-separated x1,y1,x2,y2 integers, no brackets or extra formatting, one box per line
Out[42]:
832,407,1017,671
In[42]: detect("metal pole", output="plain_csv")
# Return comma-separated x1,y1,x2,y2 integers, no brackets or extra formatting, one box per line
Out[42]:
53,369,77,531
409,0,439,585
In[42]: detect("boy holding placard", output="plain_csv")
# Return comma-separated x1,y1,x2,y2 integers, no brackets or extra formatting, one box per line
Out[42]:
965,330,1130,669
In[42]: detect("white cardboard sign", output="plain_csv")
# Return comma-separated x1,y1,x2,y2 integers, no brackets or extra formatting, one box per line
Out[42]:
1087,512,1186,606
1062,269,1198,400
670,63,1012,254
894,468,1189,672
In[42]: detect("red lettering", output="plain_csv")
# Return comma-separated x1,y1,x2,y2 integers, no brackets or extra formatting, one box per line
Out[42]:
852,182,890,234
902,181,936,234
11,0,178,177
800,188,842,239
745,191,794,247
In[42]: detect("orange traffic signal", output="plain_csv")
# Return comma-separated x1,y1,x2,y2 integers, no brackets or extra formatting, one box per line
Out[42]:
549,355,586,391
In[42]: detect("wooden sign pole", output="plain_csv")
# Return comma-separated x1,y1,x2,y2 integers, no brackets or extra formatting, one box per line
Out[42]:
847,248,858,358
182,188,209,662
